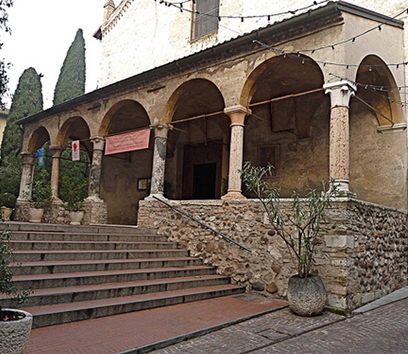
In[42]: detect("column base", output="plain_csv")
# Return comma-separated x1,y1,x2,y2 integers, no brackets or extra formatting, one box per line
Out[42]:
330,180,356,198
145,193,168,201
221,191,246,200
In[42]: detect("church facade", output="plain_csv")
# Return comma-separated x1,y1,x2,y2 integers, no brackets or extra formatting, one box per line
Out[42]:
15,0,408,311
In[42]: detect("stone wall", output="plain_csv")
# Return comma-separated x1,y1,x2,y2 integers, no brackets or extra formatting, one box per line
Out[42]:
138,197,408,312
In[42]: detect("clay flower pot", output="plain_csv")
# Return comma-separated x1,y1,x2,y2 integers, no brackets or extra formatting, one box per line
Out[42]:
0,308,33,354
287,273,327,316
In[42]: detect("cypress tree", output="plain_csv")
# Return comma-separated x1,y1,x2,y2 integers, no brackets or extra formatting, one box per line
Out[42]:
53,28,86,106
0,67,43,165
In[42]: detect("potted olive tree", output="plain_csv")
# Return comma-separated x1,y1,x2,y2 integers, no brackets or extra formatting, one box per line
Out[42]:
28,171,53,223
60,176,88,225
240,162,338,316
0,230,33,354
0,193,16,221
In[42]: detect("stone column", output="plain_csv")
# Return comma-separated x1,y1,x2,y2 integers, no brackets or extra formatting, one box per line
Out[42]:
324,80,356,194
17,152,36,202
148,123,172,199
86,137,105,202
49,145,64,202
222,105,251,200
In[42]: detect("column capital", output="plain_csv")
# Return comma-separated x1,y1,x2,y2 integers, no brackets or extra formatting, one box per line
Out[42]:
49,145,64,157
150,123,173,138
224,105,252,126
90,136,105,151
324,80,356,108
20,151,36,165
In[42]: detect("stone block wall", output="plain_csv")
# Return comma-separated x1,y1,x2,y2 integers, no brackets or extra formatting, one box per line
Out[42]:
138,198,408,312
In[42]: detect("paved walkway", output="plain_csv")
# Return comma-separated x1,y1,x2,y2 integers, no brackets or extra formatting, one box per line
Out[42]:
152,290,408,354
25,287,408,354
25,294,287,354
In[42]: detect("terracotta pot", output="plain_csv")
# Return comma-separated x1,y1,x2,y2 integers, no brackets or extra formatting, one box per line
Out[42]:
1,206,13,221
28,208,44,223
69,211,84,225
0,308,33,354
287,273,327,316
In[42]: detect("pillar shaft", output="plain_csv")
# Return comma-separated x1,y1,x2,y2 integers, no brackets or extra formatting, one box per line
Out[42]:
17,152,36,202
222,105,251,200
49,145,64,202
87,137,105,202
149,123,172,198
324,80,356,193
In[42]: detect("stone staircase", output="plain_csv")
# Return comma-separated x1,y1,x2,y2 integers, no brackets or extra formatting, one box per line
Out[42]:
0,222,245,328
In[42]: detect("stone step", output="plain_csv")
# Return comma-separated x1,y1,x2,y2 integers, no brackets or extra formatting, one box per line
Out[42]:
24,284,245,328
7,231,168,242
9,257,204,275
12,248,189,262
0,222,157,235
9,240,177,251
10,266,216,290
1,275,230,307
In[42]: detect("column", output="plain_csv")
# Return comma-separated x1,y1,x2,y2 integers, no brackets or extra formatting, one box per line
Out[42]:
49,145,64,202
17,152,36,202
148,123,172,199
86,137,105,202
324,80,356,194
222,105,251,200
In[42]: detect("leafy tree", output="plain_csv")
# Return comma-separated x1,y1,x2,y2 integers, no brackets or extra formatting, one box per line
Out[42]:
0,0,13,107
0,67,43,165
53,28,86,106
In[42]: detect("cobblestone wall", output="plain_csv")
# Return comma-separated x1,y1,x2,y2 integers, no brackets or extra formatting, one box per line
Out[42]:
138,198,408,312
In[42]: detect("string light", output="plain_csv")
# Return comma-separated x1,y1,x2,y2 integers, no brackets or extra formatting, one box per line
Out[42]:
155,0,328,21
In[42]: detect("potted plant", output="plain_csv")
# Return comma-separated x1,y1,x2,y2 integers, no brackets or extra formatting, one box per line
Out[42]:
60,176,88,225
240,162,338,316
29,176,53,223
0,193,17,221
0,230,33,354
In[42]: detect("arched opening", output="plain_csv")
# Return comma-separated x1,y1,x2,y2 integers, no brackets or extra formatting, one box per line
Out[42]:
242,55,329,196
56,117,91,207
99,100,153,224
164,79,229,199
349,55,407,209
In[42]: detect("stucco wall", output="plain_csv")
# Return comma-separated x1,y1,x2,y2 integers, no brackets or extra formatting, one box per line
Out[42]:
98,0,408,88
138,198,408,312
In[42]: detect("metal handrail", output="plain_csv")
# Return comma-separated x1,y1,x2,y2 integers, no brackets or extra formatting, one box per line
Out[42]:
152,196,252,253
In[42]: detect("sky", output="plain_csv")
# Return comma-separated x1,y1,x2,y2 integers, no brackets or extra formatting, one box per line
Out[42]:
2,0,107,110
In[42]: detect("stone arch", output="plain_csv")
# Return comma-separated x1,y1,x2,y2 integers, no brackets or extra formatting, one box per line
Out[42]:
241,54,329,196
27,126,51,153
163,79,229,200
57,117,92,157
99,99,152,225
99,99,151,137
355,55,403,125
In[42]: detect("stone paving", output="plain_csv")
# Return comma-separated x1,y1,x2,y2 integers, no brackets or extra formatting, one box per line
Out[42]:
151,298,408,354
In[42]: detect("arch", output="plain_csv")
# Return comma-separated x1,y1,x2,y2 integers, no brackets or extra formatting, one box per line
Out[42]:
241,54,324,106
240,54,329,196
355,55,403,125
99,99,150,137
163,79,225,123
27,126,51,153
56,116,92,159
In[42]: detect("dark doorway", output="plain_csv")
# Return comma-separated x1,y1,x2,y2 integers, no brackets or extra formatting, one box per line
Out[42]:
182,141,223,199
193,163,217,199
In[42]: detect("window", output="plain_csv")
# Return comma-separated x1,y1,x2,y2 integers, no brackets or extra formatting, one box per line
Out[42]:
192,0,220,40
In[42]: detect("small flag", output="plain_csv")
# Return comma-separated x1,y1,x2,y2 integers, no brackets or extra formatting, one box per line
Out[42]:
72,140,80,161
36,148,44,166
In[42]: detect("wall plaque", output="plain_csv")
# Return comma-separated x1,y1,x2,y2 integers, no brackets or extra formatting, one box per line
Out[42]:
105,129,150,155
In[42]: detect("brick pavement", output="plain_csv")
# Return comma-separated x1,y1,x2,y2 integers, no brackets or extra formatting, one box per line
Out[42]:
152,298,408,354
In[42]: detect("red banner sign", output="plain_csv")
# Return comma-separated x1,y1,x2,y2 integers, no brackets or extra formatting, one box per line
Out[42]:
105,129,150,155
72,140,80,161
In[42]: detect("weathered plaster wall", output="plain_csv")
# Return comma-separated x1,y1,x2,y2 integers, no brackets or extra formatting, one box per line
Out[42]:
138,198,408,312
98,0,408,88
350,102,407,210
